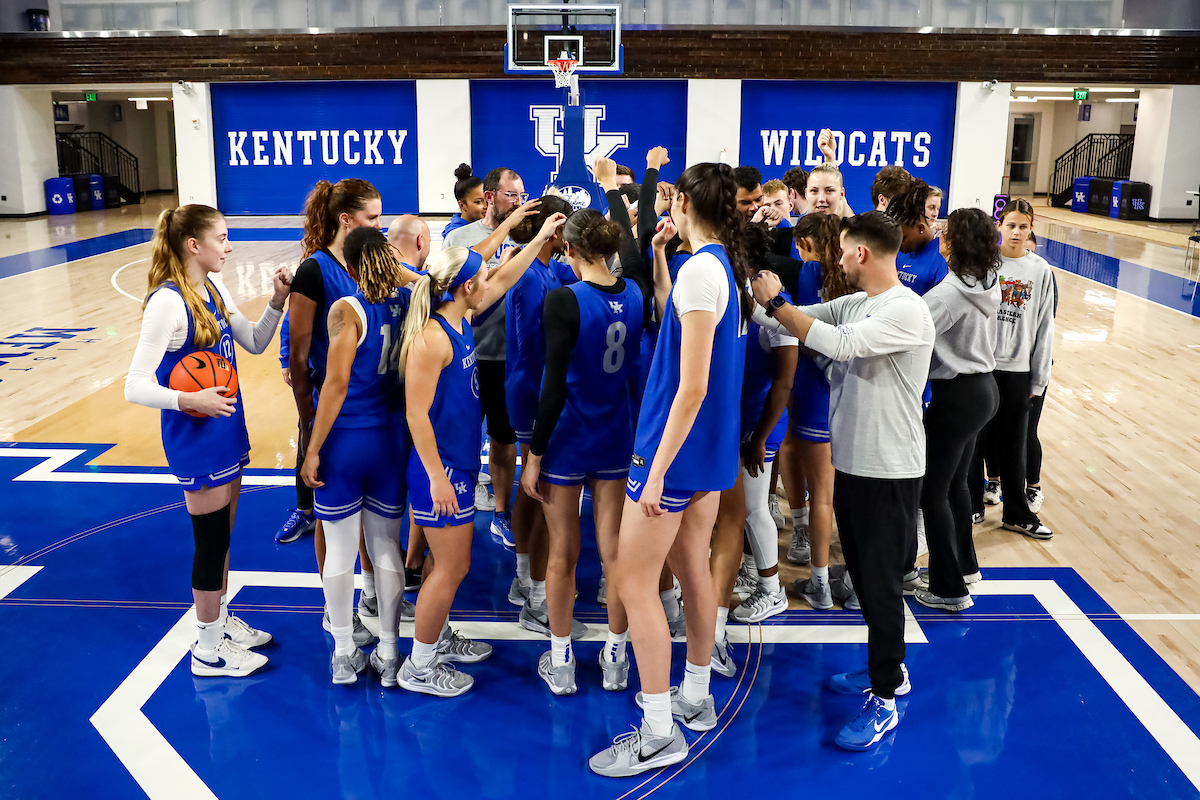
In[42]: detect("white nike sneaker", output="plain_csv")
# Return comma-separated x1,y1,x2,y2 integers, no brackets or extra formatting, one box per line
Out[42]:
223,614,273,649
730,584,788,623
589,722,687,778
330,648,368,685
191,639,268,678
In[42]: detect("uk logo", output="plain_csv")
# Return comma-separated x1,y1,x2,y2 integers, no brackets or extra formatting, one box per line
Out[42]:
1075,191,1086,204
530,104,629,209
608,301,624,314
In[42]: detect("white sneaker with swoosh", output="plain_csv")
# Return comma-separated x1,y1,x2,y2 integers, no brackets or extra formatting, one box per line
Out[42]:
588,722,687,778
191,639,268,678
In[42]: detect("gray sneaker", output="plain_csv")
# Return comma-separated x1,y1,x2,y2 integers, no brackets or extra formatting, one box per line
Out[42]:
796,577,833,611
787,526,811,565
666,604,686,640
914,588,974,612
769,494,786,528
369,649,401,688
902,569,929,596
358,592,378,619
597,574,607,606
323,610,378,648
830,568,861,612
637,686,718,732
538,650,577,696
588,722,687,778
507,577,530,607
437,625,492,663
330,648,368,685
734,560,757,596
730,584,788,623
519,599,587,640
397,658,473,697
599,649,629,691
711,636,737,678
400,598,416,622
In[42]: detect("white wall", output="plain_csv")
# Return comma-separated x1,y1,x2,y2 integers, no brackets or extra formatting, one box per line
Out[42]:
1076,99,1124,138
1130,86,1200,220
0,86,59,215
686,79,741,167
947,81,1011,211
172,82,218,207
1008,100,1055,195
415,80,470,216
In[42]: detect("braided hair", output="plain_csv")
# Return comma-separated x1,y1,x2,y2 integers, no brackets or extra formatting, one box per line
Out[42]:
675,163,753,321
883,178,934,229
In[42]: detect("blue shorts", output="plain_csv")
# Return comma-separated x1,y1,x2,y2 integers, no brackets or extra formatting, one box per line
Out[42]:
791,362,831,443
541,463,629,487
407,455,477,528
313,424,409,521
744,410,789,465
625,458,696,512
177,453,249,490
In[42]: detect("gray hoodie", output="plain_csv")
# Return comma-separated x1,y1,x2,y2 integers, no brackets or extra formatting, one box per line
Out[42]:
923,269,1001,381
993,251,1056,395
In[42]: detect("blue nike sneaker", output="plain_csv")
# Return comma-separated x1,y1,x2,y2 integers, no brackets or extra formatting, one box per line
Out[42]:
830,663,910,696
836,693,898,751
490,512,514,549
275,509,316,544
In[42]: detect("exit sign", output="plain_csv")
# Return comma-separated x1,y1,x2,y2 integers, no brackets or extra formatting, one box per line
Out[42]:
1074,88,1089,101
84,92,98,101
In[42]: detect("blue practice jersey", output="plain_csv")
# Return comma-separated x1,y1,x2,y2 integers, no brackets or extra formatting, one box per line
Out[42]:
741,285,793,438
896,236,949,297
153,281,250,480
541,279,645,476
335,289,412,428
791,260,832,416
306,250,359,390
505,257,562,432
633,244,746,493
427,314,481,472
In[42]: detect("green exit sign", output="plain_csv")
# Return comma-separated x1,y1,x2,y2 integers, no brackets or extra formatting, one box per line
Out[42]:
84,92,98,101
1074,88,1089,101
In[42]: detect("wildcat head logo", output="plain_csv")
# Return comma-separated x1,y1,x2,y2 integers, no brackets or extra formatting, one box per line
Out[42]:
557,185,593,211
1001,278,1032,308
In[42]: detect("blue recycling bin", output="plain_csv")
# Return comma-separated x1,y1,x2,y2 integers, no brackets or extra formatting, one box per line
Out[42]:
44,177,76,215
87,174,104,211
1071,177,1091,213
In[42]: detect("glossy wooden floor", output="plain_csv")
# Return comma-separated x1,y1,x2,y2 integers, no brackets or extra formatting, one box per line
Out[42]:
5,198,1200,696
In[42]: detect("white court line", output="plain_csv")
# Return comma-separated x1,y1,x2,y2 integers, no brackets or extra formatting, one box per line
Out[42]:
0,565,42,596
111,258,147,302
0,447,291,487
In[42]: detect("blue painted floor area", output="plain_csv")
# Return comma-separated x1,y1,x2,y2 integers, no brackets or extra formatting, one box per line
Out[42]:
3,443,1200,798
1040,236,1200,317
0,229,153,280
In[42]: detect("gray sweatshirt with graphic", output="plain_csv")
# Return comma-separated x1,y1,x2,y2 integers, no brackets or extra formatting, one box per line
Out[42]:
993,251,1055,396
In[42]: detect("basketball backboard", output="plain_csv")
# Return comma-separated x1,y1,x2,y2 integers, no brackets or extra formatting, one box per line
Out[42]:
505,4,623,75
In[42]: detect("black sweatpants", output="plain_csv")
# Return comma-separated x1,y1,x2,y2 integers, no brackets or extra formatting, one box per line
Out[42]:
921,373,999,598
833,470,921,700
978,370,1039,526
1026,387,1047,485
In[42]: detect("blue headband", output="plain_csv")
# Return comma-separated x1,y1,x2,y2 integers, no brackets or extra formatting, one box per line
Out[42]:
436,248,484,305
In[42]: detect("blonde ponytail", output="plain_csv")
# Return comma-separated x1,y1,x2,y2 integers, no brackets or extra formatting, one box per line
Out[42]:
145,205,229,349
398,246,473,375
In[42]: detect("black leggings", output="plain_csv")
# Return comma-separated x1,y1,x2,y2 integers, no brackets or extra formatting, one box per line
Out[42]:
296,419,313,511
1026,387,1046,485
972,371,1039,526
921,373,999,597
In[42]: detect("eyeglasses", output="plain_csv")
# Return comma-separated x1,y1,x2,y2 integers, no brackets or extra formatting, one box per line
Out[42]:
499,191,529,203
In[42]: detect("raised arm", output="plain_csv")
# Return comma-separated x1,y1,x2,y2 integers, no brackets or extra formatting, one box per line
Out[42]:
472,213,567,315
472,198,541,262
651,217,678,322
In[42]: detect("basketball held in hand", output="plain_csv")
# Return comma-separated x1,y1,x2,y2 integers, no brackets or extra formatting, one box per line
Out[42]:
169,351,239,418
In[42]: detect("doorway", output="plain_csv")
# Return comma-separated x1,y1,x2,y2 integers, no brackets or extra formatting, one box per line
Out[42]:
1005,113,1038,196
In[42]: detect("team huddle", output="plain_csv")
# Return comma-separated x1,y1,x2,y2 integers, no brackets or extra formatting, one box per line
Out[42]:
126,137,1057,774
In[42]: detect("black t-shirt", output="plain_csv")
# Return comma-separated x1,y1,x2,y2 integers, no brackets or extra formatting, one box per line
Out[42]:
290,248,347,325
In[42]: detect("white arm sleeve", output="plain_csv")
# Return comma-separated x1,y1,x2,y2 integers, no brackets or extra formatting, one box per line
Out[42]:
804,293,928,362
124,290,188,411
212,279,283,355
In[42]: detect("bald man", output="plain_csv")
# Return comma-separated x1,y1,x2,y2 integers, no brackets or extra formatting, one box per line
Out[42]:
386,215,432,278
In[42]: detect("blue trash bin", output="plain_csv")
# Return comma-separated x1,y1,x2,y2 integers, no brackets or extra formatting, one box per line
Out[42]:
45,177,76,215
1071,177,1091,213
1109,180,1129,218
87,174,104,211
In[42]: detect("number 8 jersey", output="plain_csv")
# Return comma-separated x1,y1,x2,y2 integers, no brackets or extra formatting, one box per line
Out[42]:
334,288,412,428
540,279,645,480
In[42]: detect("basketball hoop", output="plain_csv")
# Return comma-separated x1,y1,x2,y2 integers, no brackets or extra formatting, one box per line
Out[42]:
548,58,578,88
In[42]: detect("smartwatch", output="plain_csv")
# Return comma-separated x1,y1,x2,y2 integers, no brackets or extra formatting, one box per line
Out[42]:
764,294,787,318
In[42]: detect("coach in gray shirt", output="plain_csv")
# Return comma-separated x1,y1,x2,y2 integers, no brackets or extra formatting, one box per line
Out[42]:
751,211,933,752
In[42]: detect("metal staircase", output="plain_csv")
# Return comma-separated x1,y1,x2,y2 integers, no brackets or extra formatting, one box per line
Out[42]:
55,132,142,205
1049,133,1134,208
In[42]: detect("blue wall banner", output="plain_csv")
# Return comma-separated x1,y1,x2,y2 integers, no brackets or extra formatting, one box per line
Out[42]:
470,79,688,212
739,81,957,213
211,81,419,216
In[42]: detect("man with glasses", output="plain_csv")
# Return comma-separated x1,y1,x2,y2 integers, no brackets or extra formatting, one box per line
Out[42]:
442,168,526,549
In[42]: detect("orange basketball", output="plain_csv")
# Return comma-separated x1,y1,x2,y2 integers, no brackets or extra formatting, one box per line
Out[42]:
169,351,239,418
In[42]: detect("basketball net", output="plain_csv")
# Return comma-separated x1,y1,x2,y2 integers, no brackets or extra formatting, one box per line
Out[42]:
548,58,578,88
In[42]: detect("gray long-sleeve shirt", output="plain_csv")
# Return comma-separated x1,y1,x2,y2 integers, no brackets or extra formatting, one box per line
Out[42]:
442,220,512,361
801,285,935,480
993,251,1055,395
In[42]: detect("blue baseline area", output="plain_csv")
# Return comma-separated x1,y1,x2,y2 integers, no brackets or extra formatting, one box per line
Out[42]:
2,443,1200,799
0,229,153,280
1040,236,1200,318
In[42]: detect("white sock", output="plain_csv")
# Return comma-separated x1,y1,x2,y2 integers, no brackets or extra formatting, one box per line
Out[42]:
530,580,547,606
361,570,376,600
604,629,628,663
196,619,222,652
411,638,437,670
791,508,809,530
811,564,829,588
641,691,674,737
681,660,711,704
218,594,229,627
715,606,728,643
516,553,531,587
551,634,572,667
331,624,354,656
660,588,681,619
880,695,896,711
741,551,755,570
761,573,781,595
377,639,399,661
